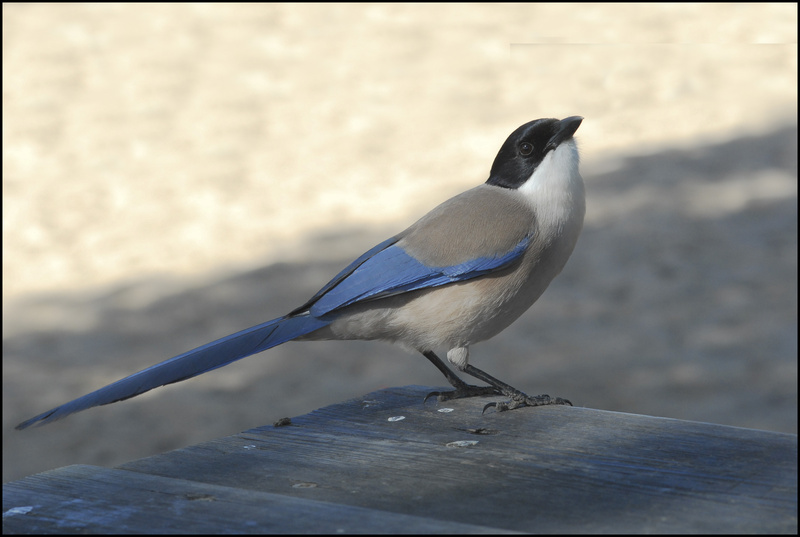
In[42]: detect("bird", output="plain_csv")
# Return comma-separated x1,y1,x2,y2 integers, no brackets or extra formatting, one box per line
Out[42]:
16,116,585,430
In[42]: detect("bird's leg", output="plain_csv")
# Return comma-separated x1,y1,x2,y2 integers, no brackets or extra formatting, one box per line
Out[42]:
422,350,500,402
461,364,572,412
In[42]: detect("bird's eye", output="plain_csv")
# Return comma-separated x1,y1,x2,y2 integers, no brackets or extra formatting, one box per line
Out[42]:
519,142,534,156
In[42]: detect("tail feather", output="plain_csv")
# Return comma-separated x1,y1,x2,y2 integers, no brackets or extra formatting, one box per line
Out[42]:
16,314,329,429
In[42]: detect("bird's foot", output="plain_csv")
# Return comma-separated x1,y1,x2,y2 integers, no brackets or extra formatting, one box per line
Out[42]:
483,392,572,414
424,385,501,403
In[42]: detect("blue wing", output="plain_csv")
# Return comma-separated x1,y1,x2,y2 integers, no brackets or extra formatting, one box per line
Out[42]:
309,235,531,317
290,236,401,315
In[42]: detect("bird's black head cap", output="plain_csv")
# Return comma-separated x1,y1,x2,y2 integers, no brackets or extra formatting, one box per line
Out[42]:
487,116,583,189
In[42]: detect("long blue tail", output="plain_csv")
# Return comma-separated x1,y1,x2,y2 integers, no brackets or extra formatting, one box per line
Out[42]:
16,313,330,429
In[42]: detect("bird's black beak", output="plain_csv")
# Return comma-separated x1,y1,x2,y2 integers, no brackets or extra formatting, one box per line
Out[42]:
546,116,583,151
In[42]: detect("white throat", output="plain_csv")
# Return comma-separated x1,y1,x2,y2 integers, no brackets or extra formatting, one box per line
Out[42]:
517,139,585,231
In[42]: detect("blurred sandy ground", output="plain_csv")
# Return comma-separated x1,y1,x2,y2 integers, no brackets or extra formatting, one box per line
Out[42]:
3,4,796,483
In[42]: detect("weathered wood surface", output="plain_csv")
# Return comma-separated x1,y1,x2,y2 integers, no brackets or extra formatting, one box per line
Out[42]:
4,385,797,534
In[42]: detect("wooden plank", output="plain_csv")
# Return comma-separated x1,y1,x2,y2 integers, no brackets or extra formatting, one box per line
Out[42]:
118,386,797,534
2,464,513,534
4,386,797,533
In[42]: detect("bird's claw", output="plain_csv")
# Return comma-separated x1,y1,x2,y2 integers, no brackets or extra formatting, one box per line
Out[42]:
423,391,443,403
482,394,572,414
